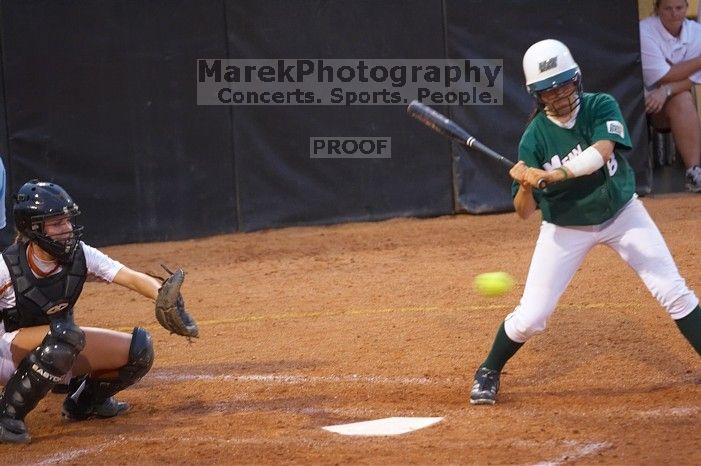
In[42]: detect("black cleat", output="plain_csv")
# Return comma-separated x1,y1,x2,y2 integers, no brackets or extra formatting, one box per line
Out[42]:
0,417,31,444
470,367,500,405
62,396,129,421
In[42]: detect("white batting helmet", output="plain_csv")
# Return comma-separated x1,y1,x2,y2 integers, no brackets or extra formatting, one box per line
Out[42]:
522,39,580,95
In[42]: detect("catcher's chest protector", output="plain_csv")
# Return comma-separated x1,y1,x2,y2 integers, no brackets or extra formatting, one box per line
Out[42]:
1,242,87,332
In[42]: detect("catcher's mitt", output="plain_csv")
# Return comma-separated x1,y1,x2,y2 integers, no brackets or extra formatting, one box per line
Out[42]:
155,267,199,339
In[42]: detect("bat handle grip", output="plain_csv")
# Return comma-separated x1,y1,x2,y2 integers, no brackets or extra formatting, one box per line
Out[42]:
537,178,547,189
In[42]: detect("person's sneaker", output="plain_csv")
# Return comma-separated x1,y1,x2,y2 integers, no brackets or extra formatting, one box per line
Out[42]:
685,165,701,193
62,396,129,421
470,367,500,405
0,417,31,444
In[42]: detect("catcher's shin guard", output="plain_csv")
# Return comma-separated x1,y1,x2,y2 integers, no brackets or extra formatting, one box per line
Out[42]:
63,327,154,420
0,318,85,422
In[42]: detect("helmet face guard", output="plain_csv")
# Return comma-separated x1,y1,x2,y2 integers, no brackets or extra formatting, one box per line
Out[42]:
28,211,83,263
532,73,583,117
522,39,583,117
14,180,84,263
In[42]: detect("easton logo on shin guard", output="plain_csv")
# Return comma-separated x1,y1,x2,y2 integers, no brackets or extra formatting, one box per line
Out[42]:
31,363,62,383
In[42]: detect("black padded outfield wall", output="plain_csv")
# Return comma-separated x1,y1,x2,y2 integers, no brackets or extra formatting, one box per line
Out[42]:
0,1,238,246
224,1,453,231
0,0,646,245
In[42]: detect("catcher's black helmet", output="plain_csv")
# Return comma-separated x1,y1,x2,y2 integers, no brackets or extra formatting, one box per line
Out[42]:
13,180,83,263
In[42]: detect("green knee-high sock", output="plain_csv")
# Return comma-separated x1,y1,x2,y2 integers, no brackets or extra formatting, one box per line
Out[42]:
481,321,524,372
675,305,701,356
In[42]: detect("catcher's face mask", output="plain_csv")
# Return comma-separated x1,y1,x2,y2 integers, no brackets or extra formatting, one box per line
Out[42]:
39,214,81,258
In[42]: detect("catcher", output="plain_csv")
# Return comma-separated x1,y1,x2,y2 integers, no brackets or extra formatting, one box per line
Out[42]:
0,180,198,444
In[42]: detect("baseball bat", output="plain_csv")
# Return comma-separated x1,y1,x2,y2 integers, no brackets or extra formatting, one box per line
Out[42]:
406,100,546,188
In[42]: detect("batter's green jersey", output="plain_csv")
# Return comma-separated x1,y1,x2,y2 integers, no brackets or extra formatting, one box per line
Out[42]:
514,93,636,226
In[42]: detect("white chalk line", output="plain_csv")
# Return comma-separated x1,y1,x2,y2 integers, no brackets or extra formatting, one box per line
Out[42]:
635,406,699,418
30,437,125,466
150,371,447,386
27,434,332,465
531,441,612,466
26,435,613,465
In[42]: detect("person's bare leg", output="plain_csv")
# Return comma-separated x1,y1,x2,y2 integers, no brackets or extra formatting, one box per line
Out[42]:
11,326,130,377
665,91,701,169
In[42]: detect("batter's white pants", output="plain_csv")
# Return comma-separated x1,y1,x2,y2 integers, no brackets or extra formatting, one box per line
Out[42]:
504,196,699,343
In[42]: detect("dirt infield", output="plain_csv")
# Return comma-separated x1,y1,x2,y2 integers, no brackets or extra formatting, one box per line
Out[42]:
2,193,699,465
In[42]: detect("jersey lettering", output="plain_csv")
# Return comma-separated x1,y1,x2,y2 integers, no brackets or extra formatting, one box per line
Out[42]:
564,144,583,163
542,144,582,171
543,155,562,171
606,154,618,176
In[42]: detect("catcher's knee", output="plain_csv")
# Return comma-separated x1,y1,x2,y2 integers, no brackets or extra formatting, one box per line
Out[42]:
118,327,154,383
35,320,86,377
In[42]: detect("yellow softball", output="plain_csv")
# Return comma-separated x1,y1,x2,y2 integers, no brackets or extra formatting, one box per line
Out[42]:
473,272,514,297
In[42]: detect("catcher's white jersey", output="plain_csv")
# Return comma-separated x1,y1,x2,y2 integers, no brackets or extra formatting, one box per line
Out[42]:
0,241,123,310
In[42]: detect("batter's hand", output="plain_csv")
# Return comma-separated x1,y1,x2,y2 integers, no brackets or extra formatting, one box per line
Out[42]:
509,161,531,189
522,166,555,189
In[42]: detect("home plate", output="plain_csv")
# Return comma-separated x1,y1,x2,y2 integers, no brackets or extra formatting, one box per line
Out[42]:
322,417,443,436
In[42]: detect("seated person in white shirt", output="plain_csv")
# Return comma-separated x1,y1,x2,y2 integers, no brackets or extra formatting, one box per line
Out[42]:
640,0,701,192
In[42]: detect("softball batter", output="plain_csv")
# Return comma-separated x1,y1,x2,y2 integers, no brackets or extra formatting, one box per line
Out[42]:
470,39,701,405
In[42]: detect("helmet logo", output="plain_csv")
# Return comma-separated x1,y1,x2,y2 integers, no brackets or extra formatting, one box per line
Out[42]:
539,56,557,73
